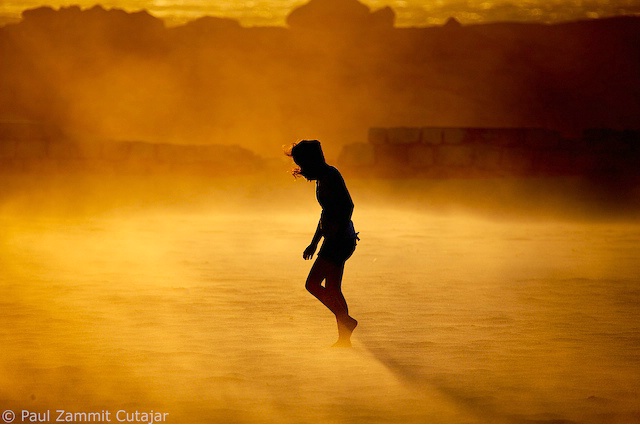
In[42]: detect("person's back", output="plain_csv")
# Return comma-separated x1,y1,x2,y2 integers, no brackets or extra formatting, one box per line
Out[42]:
316,165,355,241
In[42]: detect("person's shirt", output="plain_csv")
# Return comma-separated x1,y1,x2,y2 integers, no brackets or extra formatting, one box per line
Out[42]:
316,165,355,239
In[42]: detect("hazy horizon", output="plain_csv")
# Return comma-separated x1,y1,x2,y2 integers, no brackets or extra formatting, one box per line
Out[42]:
2,0,640,27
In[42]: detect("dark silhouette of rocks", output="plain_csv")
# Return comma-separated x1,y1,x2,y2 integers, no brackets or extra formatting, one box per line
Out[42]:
286,0,394,30
339,126,640,180
20,5,165,53
0,118,264,175
178,15,242,36
443,17,462,29
1,1,639,162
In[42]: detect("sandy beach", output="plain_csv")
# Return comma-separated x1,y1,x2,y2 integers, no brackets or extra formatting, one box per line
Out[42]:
1,176,639,423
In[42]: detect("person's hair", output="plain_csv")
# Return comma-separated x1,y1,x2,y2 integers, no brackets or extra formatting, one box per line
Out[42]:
285,139,326,179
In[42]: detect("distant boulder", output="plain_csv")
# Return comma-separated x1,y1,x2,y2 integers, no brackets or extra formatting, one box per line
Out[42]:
443,17,462,29
286,0,394,30
181,16,242,33
171,16,242,43
20,5,57,21
371,6,395,28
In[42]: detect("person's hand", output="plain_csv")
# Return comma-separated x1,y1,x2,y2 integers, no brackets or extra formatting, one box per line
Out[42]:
303,243,318,260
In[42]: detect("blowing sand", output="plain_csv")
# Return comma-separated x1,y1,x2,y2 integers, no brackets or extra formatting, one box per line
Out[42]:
1,176,639,423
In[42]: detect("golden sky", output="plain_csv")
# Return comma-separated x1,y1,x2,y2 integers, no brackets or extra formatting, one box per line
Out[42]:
0,0,639,26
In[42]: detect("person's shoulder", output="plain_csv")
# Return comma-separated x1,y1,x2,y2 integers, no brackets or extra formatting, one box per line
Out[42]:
318,164,346,185
322,165,345,183
325,165,346,186
326,165,343,178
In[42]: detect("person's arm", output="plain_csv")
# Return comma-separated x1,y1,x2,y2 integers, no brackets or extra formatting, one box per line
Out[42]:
303,219,323,260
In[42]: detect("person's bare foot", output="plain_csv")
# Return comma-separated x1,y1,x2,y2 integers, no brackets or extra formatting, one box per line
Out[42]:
331,338,352,348
332,316,358,347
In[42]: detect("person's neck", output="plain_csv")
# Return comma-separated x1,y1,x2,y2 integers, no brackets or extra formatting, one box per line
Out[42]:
314,163,331,180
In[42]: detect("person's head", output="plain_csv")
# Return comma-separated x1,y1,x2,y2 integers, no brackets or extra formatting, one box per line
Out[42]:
286,139,327,180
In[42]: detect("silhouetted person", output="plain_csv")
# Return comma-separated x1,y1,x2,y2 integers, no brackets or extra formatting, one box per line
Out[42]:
286,140,359,347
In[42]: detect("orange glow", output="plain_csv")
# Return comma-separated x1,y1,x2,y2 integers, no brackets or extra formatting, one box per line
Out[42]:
1,0,639,422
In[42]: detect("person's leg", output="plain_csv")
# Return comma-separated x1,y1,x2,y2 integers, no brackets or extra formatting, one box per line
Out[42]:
322,260,349,319
306,256,358,346
305,257,348,318
323,260,358,347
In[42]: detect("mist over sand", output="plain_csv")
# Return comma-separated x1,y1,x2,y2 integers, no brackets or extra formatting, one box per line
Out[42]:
1,174,639,423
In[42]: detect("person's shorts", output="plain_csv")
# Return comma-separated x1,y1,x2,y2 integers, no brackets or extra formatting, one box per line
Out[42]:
318,236,357,266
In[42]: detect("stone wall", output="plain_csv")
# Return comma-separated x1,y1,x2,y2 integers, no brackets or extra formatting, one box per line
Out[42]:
0,138,263,175
0,121,263,174
338,127,640,178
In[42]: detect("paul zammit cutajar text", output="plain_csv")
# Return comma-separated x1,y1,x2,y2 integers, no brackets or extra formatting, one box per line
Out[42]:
21,409,169,424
